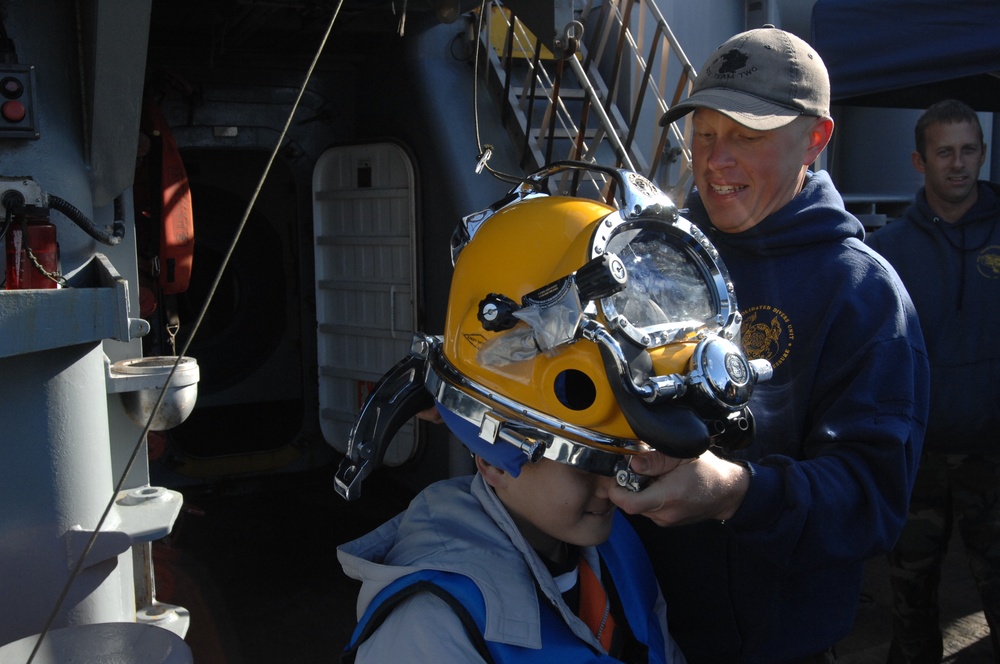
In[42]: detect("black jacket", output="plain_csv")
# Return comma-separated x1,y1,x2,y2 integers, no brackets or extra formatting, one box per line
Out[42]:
867,181,1000,454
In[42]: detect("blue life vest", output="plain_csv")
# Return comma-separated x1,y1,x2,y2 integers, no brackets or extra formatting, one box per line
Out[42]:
343,511,669,663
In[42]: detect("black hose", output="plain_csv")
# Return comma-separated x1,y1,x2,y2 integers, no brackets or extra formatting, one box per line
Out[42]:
48,193,126,246
0,198,14,243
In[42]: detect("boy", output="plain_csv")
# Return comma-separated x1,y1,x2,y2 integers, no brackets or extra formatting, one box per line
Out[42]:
336,163,768,662
337,449,685,662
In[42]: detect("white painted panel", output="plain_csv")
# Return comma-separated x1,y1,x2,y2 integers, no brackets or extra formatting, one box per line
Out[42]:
312,143,419,464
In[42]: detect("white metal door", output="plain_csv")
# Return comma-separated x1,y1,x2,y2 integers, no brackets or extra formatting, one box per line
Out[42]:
312,142,419,465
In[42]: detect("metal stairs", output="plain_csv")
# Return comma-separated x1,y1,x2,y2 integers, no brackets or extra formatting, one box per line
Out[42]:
475,0,699,202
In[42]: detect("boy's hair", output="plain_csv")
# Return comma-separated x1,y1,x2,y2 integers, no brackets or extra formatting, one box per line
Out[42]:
914,99,983,158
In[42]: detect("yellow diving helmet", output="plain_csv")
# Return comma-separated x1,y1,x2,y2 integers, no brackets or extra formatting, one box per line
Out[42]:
335,162,771,500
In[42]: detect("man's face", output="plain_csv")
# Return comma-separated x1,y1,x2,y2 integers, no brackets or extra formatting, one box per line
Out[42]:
690,109,820,233
914,120,985,213
487,457,617,561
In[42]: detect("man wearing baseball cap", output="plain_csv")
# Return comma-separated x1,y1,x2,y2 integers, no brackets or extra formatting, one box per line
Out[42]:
610,26,929,663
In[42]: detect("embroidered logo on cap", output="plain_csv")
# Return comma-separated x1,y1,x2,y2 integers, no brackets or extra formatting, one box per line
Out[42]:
715,49,749,76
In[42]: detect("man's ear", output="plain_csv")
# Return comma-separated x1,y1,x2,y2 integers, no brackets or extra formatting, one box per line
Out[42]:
911,150,927,175
476,455,509,490
803,116,834,165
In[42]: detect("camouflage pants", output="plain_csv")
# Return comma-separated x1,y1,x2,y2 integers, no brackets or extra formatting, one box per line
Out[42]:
886,451,1000,663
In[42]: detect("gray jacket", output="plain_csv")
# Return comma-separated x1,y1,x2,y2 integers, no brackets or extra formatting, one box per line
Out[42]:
337,474,686,662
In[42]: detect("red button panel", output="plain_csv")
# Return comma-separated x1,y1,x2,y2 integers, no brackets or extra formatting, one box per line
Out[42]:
2,100,25,123
0,65,38,139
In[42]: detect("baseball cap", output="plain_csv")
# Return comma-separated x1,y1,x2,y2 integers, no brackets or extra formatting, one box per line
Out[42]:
660,26,830,131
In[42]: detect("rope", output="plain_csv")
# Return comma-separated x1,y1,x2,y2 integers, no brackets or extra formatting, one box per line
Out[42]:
471,0,530,185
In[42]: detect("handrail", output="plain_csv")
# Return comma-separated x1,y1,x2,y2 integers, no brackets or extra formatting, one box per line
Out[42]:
478,0,699,202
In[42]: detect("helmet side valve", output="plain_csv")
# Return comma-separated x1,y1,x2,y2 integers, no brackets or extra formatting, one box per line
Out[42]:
479,412,547,463
748,358,773,384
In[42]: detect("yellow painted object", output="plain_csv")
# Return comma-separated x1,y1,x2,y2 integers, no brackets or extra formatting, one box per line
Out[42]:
487,6,558,61
443,196,696,443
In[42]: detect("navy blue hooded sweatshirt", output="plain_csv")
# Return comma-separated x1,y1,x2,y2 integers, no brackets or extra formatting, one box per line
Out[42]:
632,171,929,663
866,181,1000,455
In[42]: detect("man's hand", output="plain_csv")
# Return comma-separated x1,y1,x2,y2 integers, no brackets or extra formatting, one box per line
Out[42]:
610,450,751,527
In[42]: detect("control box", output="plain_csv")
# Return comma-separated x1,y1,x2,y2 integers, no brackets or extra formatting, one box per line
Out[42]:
0,64,38,140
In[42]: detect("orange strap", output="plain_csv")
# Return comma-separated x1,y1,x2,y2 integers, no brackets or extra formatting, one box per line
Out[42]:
578,558,617,651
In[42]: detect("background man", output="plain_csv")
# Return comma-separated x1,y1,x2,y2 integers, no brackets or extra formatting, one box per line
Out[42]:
866,98,1000,663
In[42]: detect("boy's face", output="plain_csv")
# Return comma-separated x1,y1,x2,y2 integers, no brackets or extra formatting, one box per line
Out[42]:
479,457,617,562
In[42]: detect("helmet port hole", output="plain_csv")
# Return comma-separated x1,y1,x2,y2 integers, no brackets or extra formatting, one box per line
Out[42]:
554,369,597,411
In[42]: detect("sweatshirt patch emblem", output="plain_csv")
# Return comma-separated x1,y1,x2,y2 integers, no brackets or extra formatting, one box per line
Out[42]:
977,246,1000,279
741,306,793,369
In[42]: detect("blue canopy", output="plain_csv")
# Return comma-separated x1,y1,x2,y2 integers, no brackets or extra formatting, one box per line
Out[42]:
811,0,1000,110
